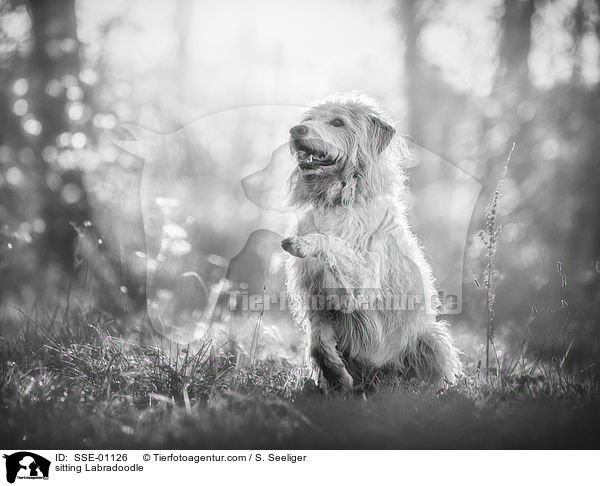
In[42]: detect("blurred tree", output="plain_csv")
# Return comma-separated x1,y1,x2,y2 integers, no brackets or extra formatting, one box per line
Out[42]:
0,0,91,302
398,0,423,142
497,0,534,92
397,0,472,160
27,0,91,272
0,0,146,313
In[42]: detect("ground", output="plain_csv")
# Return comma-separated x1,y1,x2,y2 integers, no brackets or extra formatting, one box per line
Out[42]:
1,313,599,449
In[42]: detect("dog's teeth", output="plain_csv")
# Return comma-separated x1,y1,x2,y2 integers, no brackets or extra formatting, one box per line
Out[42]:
308,154,313,163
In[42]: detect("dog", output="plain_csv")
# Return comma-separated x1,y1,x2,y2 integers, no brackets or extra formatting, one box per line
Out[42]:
281,92,462,392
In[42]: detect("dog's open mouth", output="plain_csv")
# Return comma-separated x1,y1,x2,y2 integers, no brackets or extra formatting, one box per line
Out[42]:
292,139,336,170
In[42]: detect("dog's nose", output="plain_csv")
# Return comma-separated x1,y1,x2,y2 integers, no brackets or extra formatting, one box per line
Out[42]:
290,125,308,138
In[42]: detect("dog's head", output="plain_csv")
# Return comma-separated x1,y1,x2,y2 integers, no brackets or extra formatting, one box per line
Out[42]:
288,92,407,206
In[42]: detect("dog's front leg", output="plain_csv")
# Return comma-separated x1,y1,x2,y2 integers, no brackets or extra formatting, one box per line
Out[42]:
310,319,353,393
282,234,380,303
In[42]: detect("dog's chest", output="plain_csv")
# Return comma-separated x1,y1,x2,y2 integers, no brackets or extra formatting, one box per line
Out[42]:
299,206,361,240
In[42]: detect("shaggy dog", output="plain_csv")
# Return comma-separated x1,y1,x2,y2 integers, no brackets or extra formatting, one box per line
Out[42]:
281,92,462,392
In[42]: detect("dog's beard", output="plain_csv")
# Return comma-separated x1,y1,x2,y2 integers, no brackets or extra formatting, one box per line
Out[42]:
292,138,337,171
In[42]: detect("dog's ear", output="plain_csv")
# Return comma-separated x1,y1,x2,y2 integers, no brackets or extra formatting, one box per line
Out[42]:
369,116,395,154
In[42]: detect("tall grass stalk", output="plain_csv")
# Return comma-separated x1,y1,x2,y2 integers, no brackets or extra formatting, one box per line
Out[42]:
480,142,516,379
249,283,267,367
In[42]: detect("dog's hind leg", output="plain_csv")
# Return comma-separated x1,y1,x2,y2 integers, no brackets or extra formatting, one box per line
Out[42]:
310,318,353,392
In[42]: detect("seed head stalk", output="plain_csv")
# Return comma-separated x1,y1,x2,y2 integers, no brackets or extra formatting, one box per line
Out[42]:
481,142,515,379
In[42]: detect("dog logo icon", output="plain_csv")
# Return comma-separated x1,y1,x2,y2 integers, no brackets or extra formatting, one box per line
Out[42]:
3,452,51,483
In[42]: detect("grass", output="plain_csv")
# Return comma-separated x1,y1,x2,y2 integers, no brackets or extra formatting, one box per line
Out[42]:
1,307,599,449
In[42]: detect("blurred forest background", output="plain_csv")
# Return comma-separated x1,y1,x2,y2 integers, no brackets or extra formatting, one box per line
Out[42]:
1,0,599,372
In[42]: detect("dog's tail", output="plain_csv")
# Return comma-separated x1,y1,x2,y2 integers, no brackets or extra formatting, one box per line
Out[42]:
401,321,463,385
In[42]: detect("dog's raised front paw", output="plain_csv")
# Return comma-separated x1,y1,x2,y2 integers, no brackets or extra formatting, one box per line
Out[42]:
282,234,326,258
281,236,307,258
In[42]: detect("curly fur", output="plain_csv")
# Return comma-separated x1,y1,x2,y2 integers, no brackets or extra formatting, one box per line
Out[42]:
282,92,462,392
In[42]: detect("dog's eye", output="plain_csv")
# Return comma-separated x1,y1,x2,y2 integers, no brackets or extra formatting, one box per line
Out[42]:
330,118,344,127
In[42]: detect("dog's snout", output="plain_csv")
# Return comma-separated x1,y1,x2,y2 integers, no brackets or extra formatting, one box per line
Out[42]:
290,124,308,138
